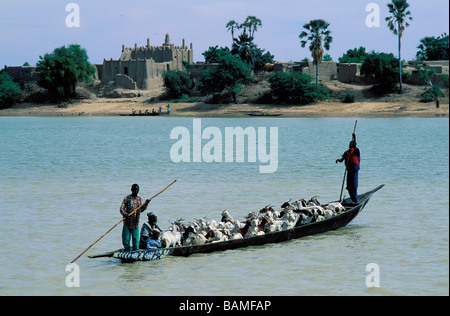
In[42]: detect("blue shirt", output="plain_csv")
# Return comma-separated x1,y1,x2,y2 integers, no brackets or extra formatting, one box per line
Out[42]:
146,239,162,249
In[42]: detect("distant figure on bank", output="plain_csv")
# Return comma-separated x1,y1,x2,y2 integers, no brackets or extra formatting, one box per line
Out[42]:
139,212,162,249
167,104,170,115
120,184,150,251
159,105,162,115
336,133,360,203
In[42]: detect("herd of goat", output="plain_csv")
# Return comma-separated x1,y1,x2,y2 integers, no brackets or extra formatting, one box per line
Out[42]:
160,197,347,248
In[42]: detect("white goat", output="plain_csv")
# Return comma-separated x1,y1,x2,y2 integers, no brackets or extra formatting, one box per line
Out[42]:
161,223,182,248
245,219,264,237
230,233,243,240
265,217,283,233
229,220,241,235
324,202,345,214
221,209,235,223
322,208,334,219
293,199,307,210
183,226,208,246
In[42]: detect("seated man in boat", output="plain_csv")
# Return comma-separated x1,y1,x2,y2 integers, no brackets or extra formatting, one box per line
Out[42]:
336,133,361,203
146,230,162,249
139,212,162,249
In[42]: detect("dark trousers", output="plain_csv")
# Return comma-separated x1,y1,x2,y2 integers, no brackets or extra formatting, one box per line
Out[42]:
347,170,359,203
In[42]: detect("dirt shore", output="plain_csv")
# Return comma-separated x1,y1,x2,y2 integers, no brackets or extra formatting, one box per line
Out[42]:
0,98,448,118
1,81,448,118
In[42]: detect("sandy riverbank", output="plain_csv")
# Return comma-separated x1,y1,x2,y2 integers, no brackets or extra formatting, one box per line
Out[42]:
0,98,448,117
1,80,448,118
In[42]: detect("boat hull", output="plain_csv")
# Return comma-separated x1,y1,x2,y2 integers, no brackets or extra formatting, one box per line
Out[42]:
92,185,384,262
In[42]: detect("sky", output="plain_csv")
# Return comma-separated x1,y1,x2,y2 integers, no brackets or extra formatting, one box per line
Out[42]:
0,0,449,67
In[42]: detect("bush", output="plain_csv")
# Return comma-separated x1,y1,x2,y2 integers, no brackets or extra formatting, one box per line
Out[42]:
268,72,328,105
339,47,368,64
420,85,443,103
250,47,275,72
342,93,355,103
0,69,22,108
360,52,399,94
162,70,193,99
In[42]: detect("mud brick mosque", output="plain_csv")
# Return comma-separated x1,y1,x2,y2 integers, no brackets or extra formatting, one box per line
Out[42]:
100,33,193,90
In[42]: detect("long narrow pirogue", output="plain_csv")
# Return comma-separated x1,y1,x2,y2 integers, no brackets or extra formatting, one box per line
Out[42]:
90,185,384,262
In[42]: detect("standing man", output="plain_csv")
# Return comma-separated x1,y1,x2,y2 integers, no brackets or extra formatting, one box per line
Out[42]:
120,184,150,251
336,133,360,203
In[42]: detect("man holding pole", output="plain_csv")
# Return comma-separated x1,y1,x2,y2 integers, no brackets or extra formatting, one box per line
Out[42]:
70,180,175,263
120,184,151,251
336,132,360,204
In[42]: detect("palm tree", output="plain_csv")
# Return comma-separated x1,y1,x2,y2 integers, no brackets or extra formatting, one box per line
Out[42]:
227,16,263,67
242,16,262,39
231,33,256,65
226,20,239,43
386,0,412,93
299,19,333,84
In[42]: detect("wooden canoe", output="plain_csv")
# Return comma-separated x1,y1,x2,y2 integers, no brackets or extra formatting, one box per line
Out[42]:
89,185,384,262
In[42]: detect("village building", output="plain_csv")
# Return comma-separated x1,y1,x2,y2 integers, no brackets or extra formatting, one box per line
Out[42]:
99,33,193,90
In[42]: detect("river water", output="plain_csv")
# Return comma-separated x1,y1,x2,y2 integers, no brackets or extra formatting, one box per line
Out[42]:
0,116,448,296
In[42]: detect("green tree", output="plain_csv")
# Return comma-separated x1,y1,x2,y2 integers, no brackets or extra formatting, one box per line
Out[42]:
339,47,369,63
386,0,413,93
202,46,231,63
268,72,328,105
322,54,333,61
36,44,96,99
299,19,333,84
251,47,275,72
416,64,448,103
361,52,400,93
162,70,193,99
0,68,22,108
416,33,449,61
226,16,273,71
197,54,251,103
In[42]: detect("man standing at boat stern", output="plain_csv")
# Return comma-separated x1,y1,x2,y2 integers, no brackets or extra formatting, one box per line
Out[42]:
336,133,360,203
120,184,150,251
